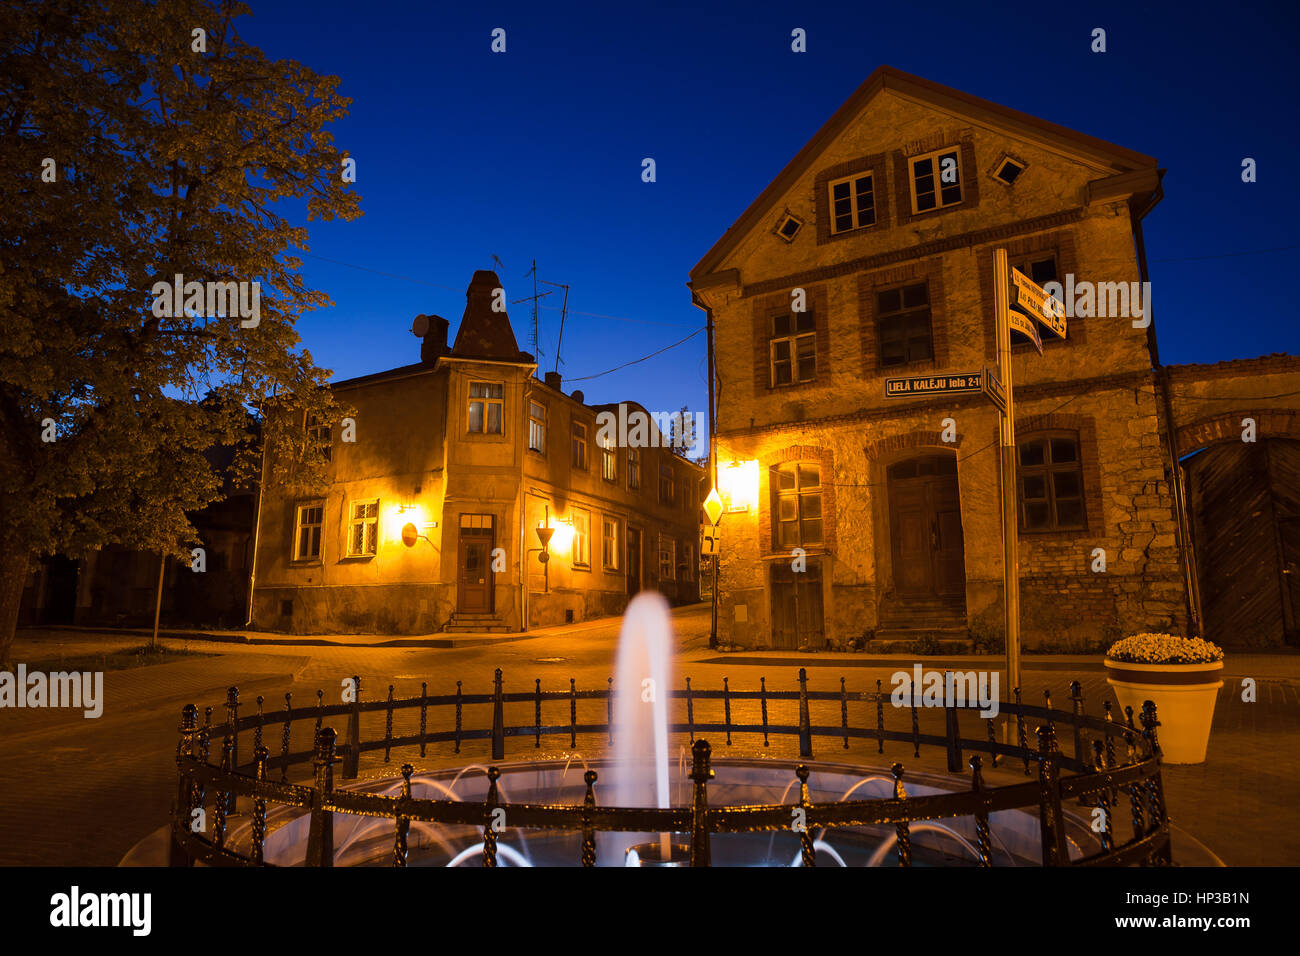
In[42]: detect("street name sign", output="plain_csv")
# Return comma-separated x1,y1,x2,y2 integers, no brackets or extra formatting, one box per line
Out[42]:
1010,268,1067,339
1006,308,1043,354
884,372,983,398
981,366,1006,415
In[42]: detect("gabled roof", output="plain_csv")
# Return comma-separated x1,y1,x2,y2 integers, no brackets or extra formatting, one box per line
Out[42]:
689,65,1158,282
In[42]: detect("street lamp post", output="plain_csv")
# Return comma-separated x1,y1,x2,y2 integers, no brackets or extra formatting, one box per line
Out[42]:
703,489,723,649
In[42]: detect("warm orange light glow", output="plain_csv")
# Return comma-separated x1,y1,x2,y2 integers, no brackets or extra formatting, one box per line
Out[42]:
718,459,759,514
539,516,575,555
390,503,426,542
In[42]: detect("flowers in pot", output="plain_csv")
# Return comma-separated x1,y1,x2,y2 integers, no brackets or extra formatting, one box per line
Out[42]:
1104,633,1224,764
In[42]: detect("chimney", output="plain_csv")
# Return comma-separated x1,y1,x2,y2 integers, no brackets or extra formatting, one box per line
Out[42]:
544,371,562,391
414,314,449,364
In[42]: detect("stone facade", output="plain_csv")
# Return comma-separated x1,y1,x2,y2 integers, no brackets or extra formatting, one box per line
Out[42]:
689,68,1299,651
252,271,704,634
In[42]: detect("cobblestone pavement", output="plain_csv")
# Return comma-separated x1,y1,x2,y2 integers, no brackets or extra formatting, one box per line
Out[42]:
2,607,1296,866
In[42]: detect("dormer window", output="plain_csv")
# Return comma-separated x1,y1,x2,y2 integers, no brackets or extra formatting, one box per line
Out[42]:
909,147,963,213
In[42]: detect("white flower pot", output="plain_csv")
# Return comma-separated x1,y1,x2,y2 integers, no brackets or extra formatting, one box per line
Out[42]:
1104,659,1223,764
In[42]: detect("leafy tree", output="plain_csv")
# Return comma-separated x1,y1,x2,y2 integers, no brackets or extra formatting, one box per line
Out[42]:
0,0,360,666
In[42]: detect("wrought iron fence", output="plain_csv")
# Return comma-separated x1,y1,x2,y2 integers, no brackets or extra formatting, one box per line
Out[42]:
169,668,1170,867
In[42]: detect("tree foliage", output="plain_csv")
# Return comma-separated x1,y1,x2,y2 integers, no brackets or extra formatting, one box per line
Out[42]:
0,0,361,663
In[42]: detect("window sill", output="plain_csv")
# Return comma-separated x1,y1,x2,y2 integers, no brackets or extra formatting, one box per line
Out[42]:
571,563,591,572
290,559,323,567
876,358,938,375
339,554,376,562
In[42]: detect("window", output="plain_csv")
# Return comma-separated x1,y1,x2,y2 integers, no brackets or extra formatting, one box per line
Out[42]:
347,500,379,557
601,433,617,482
770,312,816,386
469,382,504,434
571,508,590,567
528,401,546,453
659,534,675,581
776,213,803,241
627,448,641,490
876,282,934,367
680,541,694,582
293,502,324,561
306,415,331,462
659,463,676,505
993,156,1026,185
828,172,876,234
602,516,620,571
774,463,823,548
1018,434,1086,531
571,421,588,470
1012,254,1058,287
910,147,963,213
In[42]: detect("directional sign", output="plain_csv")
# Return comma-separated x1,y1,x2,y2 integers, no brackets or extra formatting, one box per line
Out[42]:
701,524,720,556
884,372,983,398
1006,308,1043,354
981,366,1006,415
1010,268,1067,339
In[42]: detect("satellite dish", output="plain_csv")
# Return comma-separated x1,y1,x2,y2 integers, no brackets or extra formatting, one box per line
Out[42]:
412,315,430,338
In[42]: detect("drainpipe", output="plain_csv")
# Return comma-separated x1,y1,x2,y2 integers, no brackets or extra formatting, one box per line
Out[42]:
693,289,719,649
1133,175,1203,637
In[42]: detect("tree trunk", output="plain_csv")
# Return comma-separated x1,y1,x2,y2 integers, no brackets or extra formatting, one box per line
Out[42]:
0,543,29,672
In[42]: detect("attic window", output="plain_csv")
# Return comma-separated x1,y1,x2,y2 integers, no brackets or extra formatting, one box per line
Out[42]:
776,213,803,242
993,156,1026,185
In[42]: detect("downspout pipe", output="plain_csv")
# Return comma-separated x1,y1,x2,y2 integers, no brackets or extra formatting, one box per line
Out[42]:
692,288,719,649
1133,174,1203,637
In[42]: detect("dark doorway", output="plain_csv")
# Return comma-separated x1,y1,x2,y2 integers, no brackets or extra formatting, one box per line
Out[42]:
770,560,824,649
626,527,642,596
457,514,495,614
886,454,966,608
1184,439,1300,647
41,555,78,625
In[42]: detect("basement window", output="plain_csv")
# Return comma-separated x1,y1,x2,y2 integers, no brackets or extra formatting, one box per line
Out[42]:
993,156,1026,186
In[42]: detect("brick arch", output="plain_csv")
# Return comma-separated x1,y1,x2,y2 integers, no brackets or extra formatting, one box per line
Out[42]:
1175,408,1300,457
758,445,837,554
863,428,963,461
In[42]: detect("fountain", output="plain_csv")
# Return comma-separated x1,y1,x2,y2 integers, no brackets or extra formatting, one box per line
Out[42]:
146,593,1175,867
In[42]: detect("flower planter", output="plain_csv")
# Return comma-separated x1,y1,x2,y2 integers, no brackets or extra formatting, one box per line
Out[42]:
1104,659,1223,764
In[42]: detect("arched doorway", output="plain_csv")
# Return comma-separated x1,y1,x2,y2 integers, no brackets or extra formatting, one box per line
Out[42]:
881,452,966,628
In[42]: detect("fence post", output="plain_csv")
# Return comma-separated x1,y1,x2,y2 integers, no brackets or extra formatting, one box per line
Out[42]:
969,756,991,867
383,684,394,763
689,739,713,867
1091,741,1115,854
1138,701,1172,865
1069,681,1085,764
305,727,338,867
944,672,962,772
251,746,269,865
491,669,505,761
796,765,815,867
224,686,239,813
482,766,501,867
279,692,292,783
891,763,912,867
797,668,812,759
170,704,199,867
1035,725,1069,866
343,675,361,779
394,763,413,868
581,770,598,867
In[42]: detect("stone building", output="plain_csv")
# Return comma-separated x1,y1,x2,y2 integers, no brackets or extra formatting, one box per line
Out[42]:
250,271,705,634
689,66,1300,651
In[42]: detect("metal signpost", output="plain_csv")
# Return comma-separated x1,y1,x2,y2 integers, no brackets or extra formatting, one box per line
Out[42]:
997,253,1066,694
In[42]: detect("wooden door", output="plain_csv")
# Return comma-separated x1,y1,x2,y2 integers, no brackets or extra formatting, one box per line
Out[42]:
770,561,824,649
457,530,493,613
888,455,966,602
627,527,642,596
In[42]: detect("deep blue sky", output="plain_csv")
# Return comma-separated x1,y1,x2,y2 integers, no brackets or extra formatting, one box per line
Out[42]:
242,0,1299,420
